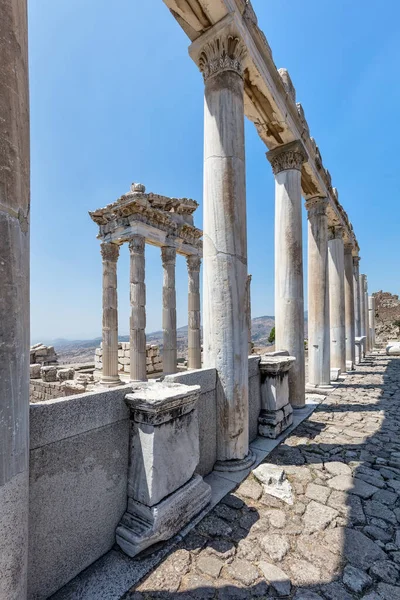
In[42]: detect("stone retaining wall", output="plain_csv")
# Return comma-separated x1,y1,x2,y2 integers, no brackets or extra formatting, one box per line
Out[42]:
30,381,66,403
95,342,162,375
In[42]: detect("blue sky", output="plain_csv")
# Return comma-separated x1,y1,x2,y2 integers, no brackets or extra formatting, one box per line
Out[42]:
29,0,400,340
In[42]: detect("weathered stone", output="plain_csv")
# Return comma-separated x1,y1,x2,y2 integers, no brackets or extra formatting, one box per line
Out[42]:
369,560,399,583
324,461,352,476
320,581,354,600
376,582,400,600
303,500,338,533
343,528,387,569
252,464,293,504
305,483,331,504
343,564,373,593
30,364,41,379
365,501,397,524
41,366,57,382
196,554,223,579
224,558,260,586
260,533,290,561
327,474,379,498
235,478,262,501
258,561,290,596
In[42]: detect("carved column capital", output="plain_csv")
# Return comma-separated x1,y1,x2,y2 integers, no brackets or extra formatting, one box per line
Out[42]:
328,225,344,241
100,242,120,262
129,235,145,254
344,242,354,254
186,255,201,272
353,256,361,267
266,140,306,175
305,197,328,218
161,246,176,266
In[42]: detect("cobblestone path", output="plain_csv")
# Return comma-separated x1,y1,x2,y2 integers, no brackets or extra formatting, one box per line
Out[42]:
126,355,400,599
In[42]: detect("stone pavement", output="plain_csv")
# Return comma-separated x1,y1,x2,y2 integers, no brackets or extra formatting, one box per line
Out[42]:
125,355,400,599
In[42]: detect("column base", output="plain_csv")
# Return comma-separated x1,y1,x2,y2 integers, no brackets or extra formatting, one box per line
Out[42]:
346,360,355,371
330,368,341,381
214,450,256,472
305,383,335,395
116,474,211,558
258,403,293,439
99,375,122,387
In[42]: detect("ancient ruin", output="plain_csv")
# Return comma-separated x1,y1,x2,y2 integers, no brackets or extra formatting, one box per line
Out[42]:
1,1,398,599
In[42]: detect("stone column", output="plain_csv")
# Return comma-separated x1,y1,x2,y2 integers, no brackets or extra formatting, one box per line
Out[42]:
161,246,177,375
246,274,252,355
187,255,201,370
0,2,30,597
100,242,121,385
353,255,361,363
305,197,330,387
129,235,147,381
369,295,376,349
189,18,254,470
344,243,356,370
359,273,367,357
267,140,306,408
328,226,346,374
364,276,370,352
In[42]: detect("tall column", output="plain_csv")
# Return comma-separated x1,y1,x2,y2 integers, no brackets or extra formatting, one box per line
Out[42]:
305,197,330,387
359,273,367,357
187,255,201,370
161,246,177,375
246,274,252,356
267,140,306,408
344,243,356,370
0,1,30,597
364,276,370,352
129,235,147,381
353,255,361,363
369,295,376,349
100,242,121,385
189,17,254,469
328,226,346,373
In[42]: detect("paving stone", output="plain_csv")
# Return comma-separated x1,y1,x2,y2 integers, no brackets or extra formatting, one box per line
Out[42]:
303,500,338,533
324,461,352,476
197,515,233,537
293,592,324,600
235,478,262,501
179,574,215,599
343,528,387,569
342,564,373,593
196,554,223,579
320,581,354,600
305,483,331,504
369,559,399,583
205,537,236,561
266,509,286,528
260,533,290,561
285,558,321,586
364,524,393,542
221,493,245,510
376,582,400,599
372,489,398,505
365,500,397,524
258,561,290,597
224,558,260,586
327,474,379,498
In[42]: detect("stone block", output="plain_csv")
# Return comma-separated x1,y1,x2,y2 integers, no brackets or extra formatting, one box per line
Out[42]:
57,368,75,382
30,364,41,379
41,366,57,382
330,368,341,381
258,355,295,439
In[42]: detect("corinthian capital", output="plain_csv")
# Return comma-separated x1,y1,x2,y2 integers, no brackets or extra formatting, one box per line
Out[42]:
100,242,120,262
161,246,176,266
186,255,201,272
189,14,246,82
328,226,344,241
305,197,328,218
129,235,145,254
266,140,306,175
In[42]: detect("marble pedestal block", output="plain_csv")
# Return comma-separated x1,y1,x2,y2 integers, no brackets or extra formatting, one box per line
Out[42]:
330,368,341,381
258,355,296,439
386,341,400,356
116,381,211,557
355,336,366,360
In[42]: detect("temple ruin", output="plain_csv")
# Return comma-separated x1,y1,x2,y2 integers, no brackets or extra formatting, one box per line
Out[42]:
0,1,386,599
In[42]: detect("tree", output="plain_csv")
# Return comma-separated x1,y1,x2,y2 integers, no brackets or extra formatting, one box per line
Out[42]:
268,327,275,344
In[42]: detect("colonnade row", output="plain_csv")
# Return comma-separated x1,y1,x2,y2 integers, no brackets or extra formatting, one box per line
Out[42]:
100,238,201,384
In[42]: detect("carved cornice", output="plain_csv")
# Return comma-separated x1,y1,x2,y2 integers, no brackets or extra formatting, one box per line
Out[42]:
197,34,246,81
161,246,176,266
266,140,306,175
186,255,201,272
100,242,120,262
305,197,328,218
129,235,145,254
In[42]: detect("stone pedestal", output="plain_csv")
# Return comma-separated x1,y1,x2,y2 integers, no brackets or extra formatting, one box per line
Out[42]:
100,243,121,386
130,236,147,381
187,255,201,370
344,244,356,370
328,227,346,373
189,17,254,470
355,336,366,361
161,246,177,375
306,197,330,388
267,140,306,408
116,382,211,557
0,2,30,596
353,256,362,364
258,355,296,438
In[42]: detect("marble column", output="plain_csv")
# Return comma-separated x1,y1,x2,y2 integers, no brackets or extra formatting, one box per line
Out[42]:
305,197,331,387
359,273,367,357
364,276,370,353
129,235,147,381
189,20,254,469
246,274,252,355
100,242,121,385
353,255,361,363
344,243,356,370
267,140,307,408
187,255,201,370
369,295,376,349
0,1,30,596
328,226,346,373
161,246,177,375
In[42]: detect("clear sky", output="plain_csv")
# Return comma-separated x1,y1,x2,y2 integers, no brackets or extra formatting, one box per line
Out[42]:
28,0,400,341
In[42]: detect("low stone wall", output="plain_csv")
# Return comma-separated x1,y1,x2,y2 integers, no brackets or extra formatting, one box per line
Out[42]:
30,342,58,365
30,380,66,402
95,342,163,375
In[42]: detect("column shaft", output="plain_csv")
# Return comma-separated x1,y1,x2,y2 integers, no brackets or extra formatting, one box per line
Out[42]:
344,244,356,370
368,295,376,349
353,256,362,364
187,255,201,370
246,274,252,356
101,243,120,384
190,24,253,467
130,236,147,381
359,274,367,357
162,246,177,375
267,141,306,408
328,227,346,372
364,278,370,352
0,2,30,596
306,198,330,387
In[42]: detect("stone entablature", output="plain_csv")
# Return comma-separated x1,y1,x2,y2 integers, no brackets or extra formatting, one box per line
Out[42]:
89,183,202,256
95,342,162,376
